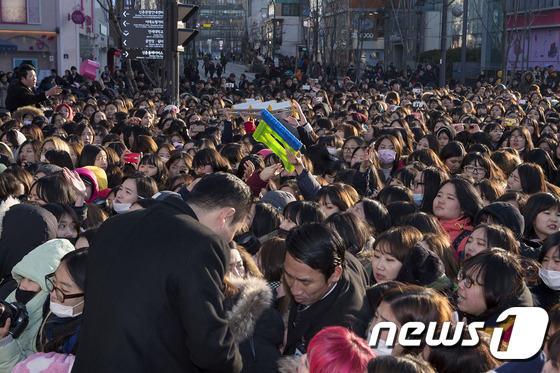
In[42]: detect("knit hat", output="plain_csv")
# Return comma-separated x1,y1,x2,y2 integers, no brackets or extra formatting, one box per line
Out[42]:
83,166,108,191
395,243,446,287
256,149,274,158
54,103,74,121
313,102,331,117
152,191,182,202
164,105,179,113
260,190,296,213
35,164,63,178
435,125,457,140
350,112,368,124
474,201,524,239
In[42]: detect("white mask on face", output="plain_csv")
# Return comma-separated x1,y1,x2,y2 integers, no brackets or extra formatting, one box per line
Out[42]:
113,201,132,214
173,142,183,149
327,147,337,155
539,268,560,291
23,120,32,125
40,154,46,163
372,338,394,356
161,157,169,163
49,299,83,318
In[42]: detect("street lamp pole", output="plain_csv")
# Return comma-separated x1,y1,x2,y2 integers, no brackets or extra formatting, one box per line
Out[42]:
460,0,469,84
313,0,319,77
272,0,276,60
439,0,448,88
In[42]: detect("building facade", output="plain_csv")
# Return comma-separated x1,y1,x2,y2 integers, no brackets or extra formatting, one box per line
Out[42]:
197,0,247,59
0,0,108,78
507,0,560,71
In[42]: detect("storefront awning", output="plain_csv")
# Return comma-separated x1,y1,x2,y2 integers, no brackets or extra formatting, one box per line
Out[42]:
0,39,17,52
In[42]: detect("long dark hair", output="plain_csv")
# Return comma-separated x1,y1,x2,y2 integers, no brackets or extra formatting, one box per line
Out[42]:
517,163,547,194
436,177,483,221
460,249,524,321
420,167,450,215
37,248,89,354
523,192,560,240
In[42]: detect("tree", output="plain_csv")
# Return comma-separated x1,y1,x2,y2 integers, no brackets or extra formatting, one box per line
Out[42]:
384,0,421,75
506,0,541,83
471,0,508,82
352,8,373,83
96,0,170,94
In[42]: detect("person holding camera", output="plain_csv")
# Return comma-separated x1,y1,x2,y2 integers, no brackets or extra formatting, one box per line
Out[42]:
0,239,74,372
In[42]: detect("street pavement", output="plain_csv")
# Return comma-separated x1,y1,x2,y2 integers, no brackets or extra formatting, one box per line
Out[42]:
197,60,256,82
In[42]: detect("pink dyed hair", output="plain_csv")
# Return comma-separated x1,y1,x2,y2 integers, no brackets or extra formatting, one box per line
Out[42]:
308,326,376,373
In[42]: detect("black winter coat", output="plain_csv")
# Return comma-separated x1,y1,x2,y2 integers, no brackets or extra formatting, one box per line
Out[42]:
225,276,284,373
72,199,242,373
5,81,48,112
283,254,371,355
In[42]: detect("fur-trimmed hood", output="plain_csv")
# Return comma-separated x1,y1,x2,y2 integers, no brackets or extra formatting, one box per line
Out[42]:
226,276,273,344
12,105,44,122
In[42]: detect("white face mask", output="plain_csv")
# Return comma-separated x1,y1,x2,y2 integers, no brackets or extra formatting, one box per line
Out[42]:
173,142,183,149
327,147,337,155
113,201,132,214
50,299,83,318
40,154,46,163
372,338,394,356
161,157,169,163
23,120,32,125
539,268,560,291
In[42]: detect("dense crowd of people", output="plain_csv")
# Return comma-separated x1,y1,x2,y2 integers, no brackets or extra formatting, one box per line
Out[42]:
0,59,559,372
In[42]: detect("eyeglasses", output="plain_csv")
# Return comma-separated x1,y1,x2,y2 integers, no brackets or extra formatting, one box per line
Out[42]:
45,273,84,303
343,146,358,153
464,166,486,174
412,180,425,188
457,270,483,288
509,135,525,141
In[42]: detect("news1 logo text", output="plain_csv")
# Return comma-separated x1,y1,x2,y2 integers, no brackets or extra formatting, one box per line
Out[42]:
368,307,549,359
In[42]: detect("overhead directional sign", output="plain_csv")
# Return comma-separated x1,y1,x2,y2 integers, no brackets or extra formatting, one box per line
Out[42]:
121,9,164,50
123,49,164,60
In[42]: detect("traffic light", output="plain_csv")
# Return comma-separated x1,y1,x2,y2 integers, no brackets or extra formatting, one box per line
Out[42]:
177,4,199,47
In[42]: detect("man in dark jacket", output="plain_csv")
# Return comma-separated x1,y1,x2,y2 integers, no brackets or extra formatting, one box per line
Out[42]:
282,223,371,355
5,64,62,112
72,173,252,372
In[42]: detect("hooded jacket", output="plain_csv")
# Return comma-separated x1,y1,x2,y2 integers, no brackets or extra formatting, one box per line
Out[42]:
396,244,452,291
0,239,74,372
12,106,44,123
225,276,284,373
519,71,536,94
74,168,100,203
474,202,539,260
0,198,58,299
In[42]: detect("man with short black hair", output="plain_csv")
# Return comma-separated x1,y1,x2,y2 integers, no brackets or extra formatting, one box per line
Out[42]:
5,64,62,112
283,223,371,355
68,65,84,85
73,172,251,372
